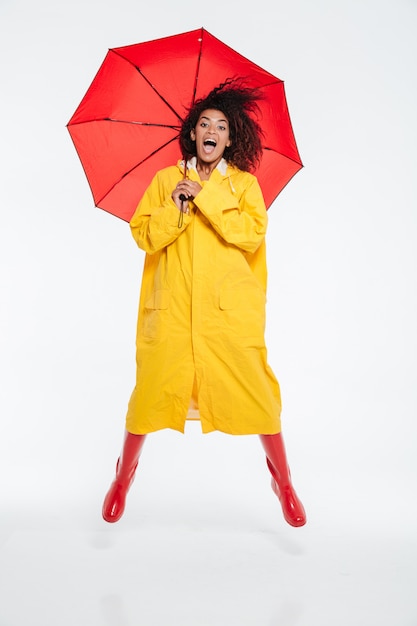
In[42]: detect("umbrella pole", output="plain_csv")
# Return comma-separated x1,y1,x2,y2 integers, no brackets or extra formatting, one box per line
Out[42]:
178,202,185,228
178,157,188,228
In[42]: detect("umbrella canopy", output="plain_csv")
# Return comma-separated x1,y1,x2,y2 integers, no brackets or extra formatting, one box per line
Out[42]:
67,27,302,222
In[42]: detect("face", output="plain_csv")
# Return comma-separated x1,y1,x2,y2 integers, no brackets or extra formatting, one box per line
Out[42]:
190,109,231,167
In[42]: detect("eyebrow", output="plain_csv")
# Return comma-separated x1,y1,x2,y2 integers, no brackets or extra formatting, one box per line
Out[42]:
200,115,228,123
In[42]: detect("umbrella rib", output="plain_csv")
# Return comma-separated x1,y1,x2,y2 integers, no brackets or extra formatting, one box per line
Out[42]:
191,29,204,105
106,118,181,129
263,146,303,167
111,49,185,123
68,118,181,130
95,134,180,207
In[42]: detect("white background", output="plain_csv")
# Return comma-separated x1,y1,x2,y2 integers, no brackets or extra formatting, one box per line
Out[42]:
0,0,416,624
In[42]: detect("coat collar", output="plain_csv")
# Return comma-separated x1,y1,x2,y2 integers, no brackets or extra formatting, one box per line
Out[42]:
179,157,229,177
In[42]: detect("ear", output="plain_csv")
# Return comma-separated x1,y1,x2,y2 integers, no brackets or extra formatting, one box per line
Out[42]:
190,129,196,141
226,139,231,147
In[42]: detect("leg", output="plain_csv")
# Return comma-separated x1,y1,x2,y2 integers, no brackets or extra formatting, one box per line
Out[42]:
102,430,147,523
259,432,306,527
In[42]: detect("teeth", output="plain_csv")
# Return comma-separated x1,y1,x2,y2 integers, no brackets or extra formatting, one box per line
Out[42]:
204,139,216,146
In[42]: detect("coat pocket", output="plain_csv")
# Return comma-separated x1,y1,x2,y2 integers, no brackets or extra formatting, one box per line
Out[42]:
219,286,266,345
142,289,170,339
219,287,265,311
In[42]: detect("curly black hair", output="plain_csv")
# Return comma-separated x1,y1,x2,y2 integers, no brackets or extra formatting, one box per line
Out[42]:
179,79,264,172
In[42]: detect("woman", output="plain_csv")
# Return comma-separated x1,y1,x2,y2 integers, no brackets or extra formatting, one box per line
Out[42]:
102,80,306,527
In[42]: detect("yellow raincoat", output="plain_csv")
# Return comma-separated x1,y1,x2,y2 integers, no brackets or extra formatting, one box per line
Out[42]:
125,159,281,435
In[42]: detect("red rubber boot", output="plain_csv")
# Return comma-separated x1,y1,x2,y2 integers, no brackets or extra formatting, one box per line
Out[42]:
102,431,146,523
259,433,306,527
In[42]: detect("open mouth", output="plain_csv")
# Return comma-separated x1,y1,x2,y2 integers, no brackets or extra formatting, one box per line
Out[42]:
203,138,217,154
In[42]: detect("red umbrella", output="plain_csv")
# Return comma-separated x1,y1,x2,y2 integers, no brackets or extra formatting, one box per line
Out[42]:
67,27,302,222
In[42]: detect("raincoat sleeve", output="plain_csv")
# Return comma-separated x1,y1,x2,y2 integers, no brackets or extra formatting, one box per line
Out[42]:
193,174,267,253
129,171,192,254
